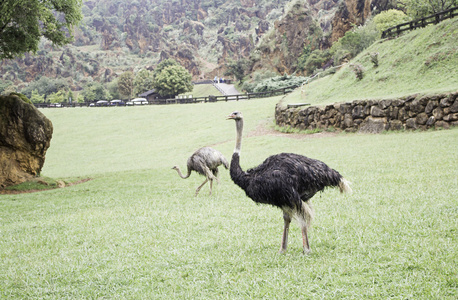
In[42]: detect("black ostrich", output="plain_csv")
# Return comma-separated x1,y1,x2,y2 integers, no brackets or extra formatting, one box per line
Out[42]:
173,147,229,196
227,111,351,254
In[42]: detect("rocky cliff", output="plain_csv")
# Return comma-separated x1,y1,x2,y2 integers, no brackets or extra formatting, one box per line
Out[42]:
0,0,380,91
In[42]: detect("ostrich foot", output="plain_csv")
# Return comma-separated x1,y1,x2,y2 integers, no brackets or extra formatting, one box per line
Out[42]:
278,248,287,254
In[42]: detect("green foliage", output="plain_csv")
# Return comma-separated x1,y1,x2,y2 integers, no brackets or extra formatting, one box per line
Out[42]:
331,20,380,64
153,65,193,98
134,69,155,96
20,77,69,100
152,59,180,80
370,52,379,67
373,9,411,33
224,59,249,83
80,82,110,102
47,90,67,103
349,63,365,80
117,71,134,100
402,0,458,18
30,90,45,103
251,74,307,93
299,49,332,75
0,0,83,59
0,80,13,95
241,70,278,93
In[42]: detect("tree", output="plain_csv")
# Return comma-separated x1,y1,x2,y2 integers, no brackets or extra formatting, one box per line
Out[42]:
118,71,134,100
81,82,111,102
47,90,67,103
373,10,411,33
134,69,155,95
0,0,83,60
30,90,45,103
20,77,69,99
402,0,457,18
153,65,193,98
224,59,248,83
152,59,180,80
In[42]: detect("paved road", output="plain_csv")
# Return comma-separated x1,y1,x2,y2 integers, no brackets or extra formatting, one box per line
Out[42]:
214,83,241,95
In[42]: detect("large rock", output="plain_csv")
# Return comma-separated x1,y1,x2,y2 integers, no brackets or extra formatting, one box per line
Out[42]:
0,95,53,188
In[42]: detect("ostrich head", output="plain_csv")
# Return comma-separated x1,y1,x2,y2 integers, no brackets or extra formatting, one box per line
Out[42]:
227,111,243,121
171,166,179,170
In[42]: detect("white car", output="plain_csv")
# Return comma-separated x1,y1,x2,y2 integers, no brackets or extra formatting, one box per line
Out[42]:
131,98,149,105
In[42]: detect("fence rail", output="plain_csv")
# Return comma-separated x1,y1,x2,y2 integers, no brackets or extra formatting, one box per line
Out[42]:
382,6,458,38
34,85,298,109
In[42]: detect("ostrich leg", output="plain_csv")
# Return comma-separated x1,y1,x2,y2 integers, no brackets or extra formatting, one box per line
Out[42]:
301,225,311,254
195,179,209,196
279,212,292,254
209,179,213,195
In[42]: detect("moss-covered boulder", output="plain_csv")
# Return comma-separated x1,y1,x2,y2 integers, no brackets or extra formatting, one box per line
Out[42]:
0,95,53,188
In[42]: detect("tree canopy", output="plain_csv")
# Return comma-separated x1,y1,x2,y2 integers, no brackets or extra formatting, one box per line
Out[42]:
134,69,155,96
0,0,83,60
118,72,134,100
153,65,193,98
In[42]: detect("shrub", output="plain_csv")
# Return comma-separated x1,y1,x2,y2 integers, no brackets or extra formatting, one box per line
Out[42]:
251,74,307,93
373,10,410,33
370,52,379,67
350,64,365,80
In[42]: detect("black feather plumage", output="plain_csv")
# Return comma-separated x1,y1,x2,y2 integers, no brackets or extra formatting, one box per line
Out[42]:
227,111,351,254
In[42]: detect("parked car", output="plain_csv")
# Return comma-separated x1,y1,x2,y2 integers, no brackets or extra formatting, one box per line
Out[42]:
110,99,125,106
96,100,109,106
131,98,149,105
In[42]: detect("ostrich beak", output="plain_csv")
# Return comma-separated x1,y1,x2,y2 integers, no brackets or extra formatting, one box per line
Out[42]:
227,112,238,120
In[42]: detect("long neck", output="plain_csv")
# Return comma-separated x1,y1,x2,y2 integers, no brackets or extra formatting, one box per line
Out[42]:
230,118,249,190
234,118,243,154
174,166,191,179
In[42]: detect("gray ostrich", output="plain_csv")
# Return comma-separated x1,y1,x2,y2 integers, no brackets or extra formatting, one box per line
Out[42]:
173,147,229,196
227,111,351,254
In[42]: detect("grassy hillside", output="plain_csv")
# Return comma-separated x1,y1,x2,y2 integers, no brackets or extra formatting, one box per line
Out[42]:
283,18,458,106
1,97,457,298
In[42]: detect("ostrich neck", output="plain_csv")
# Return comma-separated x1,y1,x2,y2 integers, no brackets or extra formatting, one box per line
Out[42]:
234,118,243,154
175,167,191,179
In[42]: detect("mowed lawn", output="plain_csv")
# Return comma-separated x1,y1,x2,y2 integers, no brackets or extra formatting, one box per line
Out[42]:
1,97,457,299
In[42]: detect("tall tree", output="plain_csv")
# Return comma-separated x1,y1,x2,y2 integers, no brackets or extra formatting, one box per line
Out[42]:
224,59,249,83
118,71,134,100
153,65,193,98
0,0,83,60
134,69,155,95
153,59,180,80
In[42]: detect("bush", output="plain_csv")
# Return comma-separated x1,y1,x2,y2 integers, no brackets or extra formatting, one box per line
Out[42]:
373,10,410,33
350,64,365,80
331,19,380,65
370,52,379,67
251,74,307,93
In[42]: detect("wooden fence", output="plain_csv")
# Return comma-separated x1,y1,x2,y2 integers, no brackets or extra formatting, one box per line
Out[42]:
381,6,458,38
34,85,298,108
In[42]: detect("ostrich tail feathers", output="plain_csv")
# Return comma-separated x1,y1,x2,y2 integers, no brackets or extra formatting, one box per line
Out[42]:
339,178,352,194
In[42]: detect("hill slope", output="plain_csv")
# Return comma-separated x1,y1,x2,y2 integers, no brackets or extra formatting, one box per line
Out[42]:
283,18,458,106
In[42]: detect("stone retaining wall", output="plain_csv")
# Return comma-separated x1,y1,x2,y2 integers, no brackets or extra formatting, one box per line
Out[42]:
275,91,458,133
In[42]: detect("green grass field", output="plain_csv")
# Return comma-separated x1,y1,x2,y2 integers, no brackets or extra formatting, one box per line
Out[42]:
1,97,457,299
